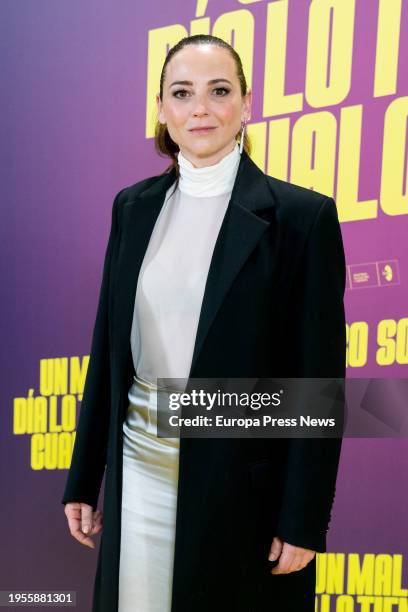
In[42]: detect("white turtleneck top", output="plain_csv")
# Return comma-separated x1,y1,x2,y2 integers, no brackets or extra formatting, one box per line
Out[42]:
128,142,241,395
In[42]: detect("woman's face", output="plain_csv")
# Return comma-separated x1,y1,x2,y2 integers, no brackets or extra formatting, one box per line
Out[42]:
157,44,251,168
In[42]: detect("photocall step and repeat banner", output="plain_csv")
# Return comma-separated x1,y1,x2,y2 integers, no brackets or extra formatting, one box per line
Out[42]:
1,0,407,610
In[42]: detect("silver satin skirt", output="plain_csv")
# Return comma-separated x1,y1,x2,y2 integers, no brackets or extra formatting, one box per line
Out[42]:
118,374,180,612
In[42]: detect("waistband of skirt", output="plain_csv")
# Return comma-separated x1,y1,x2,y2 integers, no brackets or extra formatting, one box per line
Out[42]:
132,373,183,394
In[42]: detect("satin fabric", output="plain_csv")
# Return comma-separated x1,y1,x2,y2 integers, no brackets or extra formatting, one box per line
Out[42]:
118,374,180,612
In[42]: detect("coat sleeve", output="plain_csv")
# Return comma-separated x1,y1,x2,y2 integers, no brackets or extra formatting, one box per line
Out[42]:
61,188,125,512
275,196,347,553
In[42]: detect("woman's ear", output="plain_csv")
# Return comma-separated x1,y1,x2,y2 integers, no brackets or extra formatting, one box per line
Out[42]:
243,89,252,122
156,94,166,124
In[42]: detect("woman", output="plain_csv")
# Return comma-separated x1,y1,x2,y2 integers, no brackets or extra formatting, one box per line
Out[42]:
62,34,346,612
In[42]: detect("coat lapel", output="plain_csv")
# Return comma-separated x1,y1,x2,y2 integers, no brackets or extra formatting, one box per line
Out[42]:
113,149,276,387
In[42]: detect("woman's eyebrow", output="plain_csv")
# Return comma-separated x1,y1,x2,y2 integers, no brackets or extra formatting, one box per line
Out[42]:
169,78,232,87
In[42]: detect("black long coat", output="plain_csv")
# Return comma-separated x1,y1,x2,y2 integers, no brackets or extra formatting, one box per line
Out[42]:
62,148,346,612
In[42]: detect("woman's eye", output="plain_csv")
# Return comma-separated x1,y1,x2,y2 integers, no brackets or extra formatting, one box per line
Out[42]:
173,89,189,98
213,87,230,96
172,87,230,99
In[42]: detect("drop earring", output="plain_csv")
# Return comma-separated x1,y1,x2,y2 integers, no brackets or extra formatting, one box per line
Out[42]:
239,119,247,154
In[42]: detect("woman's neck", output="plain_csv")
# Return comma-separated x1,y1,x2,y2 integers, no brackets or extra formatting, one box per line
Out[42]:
177,142,241,197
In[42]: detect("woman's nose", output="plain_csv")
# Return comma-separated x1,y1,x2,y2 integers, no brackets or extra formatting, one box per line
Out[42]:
192,105,209,116
191,95,209,116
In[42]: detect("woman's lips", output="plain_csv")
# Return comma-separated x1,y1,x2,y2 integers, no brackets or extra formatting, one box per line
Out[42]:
189,127,217,134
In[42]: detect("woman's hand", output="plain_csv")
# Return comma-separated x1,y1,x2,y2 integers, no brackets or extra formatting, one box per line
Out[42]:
268,536,316,574
64,502,103,549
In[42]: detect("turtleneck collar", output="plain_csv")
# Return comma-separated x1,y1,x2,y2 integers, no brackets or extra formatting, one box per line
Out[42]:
177,142,241,197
